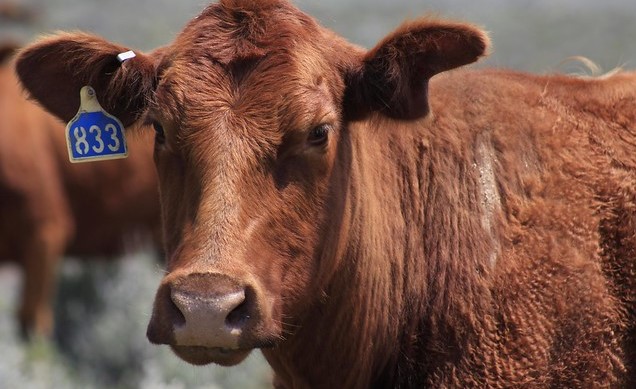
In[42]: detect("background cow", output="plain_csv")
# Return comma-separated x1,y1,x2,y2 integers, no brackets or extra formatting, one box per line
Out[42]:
13,0,636,387
0,43,161,339
0,1,36,24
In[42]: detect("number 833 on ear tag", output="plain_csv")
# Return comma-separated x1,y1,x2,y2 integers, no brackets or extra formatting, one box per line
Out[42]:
65,86,128,163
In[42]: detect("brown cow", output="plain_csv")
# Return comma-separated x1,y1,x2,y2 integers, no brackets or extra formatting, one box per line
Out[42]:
0,43,161,339
0,2,37,23
14,0,636,387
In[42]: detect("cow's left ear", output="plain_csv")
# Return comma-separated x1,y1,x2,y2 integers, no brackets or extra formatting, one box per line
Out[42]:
344,19,489,120
16,32,159,127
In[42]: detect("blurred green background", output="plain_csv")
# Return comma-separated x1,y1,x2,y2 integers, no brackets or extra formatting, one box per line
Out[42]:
2,0,636,388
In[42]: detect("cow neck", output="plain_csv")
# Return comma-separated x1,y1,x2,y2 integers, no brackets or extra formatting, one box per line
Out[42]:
264,111,499,387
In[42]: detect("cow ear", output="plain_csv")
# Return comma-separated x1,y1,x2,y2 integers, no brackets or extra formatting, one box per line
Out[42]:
16,32,158,127
344,19,489,120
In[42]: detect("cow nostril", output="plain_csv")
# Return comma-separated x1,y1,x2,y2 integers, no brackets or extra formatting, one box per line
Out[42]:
225,299,250,329
225,286,256,329
147,284,186,345
168,290,186,328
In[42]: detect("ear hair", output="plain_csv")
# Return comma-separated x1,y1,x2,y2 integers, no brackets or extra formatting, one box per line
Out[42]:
16,32,157,126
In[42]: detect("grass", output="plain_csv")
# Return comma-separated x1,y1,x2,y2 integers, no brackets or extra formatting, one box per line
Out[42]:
0,254,272,389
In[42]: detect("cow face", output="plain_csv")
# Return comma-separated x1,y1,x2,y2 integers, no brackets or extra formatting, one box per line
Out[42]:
143,4,350,366
16,0,487,366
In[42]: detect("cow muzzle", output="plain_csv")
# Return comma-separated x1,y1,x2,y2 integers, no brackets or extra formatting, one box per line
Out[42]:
146,272,274,366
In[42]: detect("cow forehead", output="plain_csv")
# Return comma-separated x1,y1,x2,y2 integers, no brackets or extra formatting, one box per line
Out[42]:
155,52,334,135
150,1,352,143
155,46,340,137
172,0,322,67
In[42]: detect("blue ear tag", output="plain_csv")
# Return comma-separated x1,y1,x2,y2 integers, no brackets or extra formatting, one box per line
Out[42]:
65,86,128,163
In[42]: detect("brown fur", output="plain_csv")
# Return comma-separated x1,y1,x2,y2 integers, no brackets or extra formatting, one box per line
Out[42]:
0,49,161,338
14,0,636,387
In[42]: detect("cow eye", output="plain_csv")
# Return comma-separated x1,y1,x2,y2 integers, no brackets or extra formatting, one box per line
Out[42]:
152,121,165,144
307,124,330,147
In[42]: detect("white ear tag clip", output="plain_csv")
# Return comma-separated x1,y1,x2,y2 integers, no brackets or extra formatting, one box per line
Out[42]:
65,86,128,163
116,50,136,63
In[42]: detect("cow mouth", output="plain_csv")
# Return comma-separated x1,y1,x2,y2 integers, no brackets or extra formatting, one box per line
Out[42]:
170,345,251,366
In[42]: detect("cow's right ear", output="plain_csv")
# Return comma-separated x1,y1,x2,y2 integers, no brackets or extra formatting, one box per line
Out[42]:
16,32,158,126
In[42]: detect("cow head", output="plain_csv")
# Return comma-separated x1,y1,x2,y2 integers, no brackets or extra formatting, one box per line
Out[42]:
16,0,488,366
